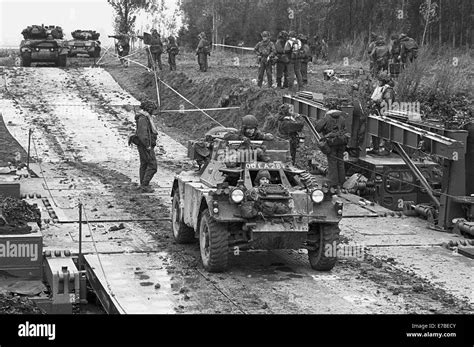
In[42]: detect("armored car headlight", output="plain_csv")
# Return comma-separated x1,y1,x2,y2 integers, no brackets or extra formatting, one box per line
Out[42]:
230,189,244,204
311,190,324,204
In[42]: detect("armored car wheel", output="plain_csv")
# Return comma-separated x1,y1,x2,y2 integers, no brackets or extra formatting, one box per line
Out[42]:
199,209,228,272
307,223,340,271
171,191,195,243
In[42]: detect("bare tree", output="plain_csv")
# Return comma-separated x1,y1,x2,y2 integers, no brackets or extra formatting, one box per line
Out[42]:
420,0,438,46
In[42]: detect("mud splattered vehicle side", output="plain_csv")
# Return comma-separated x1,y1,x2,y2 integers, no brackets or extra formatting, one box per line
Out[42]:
67,30,101,58
171,128,343,272
19,25,68,67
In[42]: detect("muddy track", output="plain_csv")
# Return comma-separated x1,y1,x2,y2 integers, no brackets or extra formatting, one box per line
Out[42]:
1,66,472,314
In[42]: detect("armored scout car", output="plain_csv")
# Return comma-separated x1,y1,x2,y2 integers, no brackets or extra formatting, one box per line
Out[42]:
170,127,343,272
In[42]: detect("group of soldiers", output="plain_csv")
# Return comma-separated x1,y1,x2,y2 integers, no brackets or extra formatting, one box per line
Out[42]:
109,29,180,71
254,30,313,91
368,32,419,76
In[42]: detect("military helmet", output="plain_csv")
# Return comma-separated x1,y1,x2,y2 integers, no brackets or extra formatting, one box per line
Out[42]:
288,30,297,38
242,115,258,129
377,71,391,83
254,170,271,186
297,33,307,41
399,33,407,40
278,31,288,39
261,31,270,38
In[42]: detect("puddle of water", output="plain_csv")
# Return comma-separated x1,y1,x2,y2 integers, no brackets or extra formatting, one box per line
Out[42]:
140,282,154,287
311,274,340,281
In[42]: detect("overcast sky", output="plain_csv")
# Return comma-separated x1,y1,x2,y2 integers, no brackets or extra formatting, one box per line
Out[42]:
0,0,181,47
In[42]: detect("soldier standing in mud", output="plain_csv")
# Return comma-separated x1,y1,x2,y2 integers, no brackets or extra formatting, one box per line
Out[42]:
109,32,131,67
128,107,158,193
276,103,305,165
166,36,179,71
275,31,289,89
315,110,349,191
196,32,210,72
254,31,276,88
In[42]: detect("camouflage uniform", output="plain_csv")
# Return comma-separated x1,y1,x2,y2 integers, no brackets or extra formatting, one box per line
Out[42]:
276,104,304,165
133,110,158,192
284,31,303,92
166,36,179,71
298,34,311,85
315,110,348,187
369,36,389,76
148,30,163,70
275,31,289,88
196,32,210,72
254,31,276,87
111,34,130,67
399,34,418,64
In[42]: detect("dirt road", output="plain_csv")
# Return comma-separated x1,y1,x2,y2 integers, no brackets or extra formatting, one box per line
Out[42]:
0,65,472,314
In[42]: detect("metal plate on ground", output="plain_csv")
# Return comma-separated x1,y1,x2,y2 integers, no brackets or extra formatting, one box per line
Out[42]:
83,252,175,314
458,246,474,259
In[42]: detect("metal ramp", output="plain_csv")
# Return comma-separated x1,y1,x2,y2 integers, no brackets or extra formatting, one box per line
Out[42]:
83,252,175,314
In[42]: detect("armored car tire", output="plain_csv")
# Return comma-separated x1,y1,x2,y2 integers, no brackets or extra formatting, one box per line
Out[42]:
199,209,228,272
171,190,195,243
307,223,340,271
20,53,31,67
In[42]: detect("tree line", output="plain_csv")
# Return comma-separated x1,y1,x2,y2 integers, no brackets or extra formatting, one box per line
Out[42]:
177,0,473,49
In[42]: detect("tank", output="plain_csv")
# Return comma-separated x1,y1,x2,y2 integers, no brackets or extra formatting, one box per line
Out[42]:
170,127,343,272
66,30,101,58
19,25,68,67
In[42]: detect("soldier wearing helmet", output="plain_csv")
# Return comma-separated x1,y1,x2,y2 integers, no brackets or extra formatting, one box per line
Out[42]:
399,34,418,64
284,31,303,92
149,29,163,70
298,34,311,85
368,35,389,77
224,115,274,141
315,110,350,190
166,35,179,71
196,32,210,72
254,31,276,88
275,31,289,88
276,103,304,165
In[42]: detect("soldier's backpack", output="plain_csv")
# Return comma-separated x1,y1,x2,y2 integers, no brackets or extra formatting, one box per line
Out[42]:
290,40,305,60
325,130,350,147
